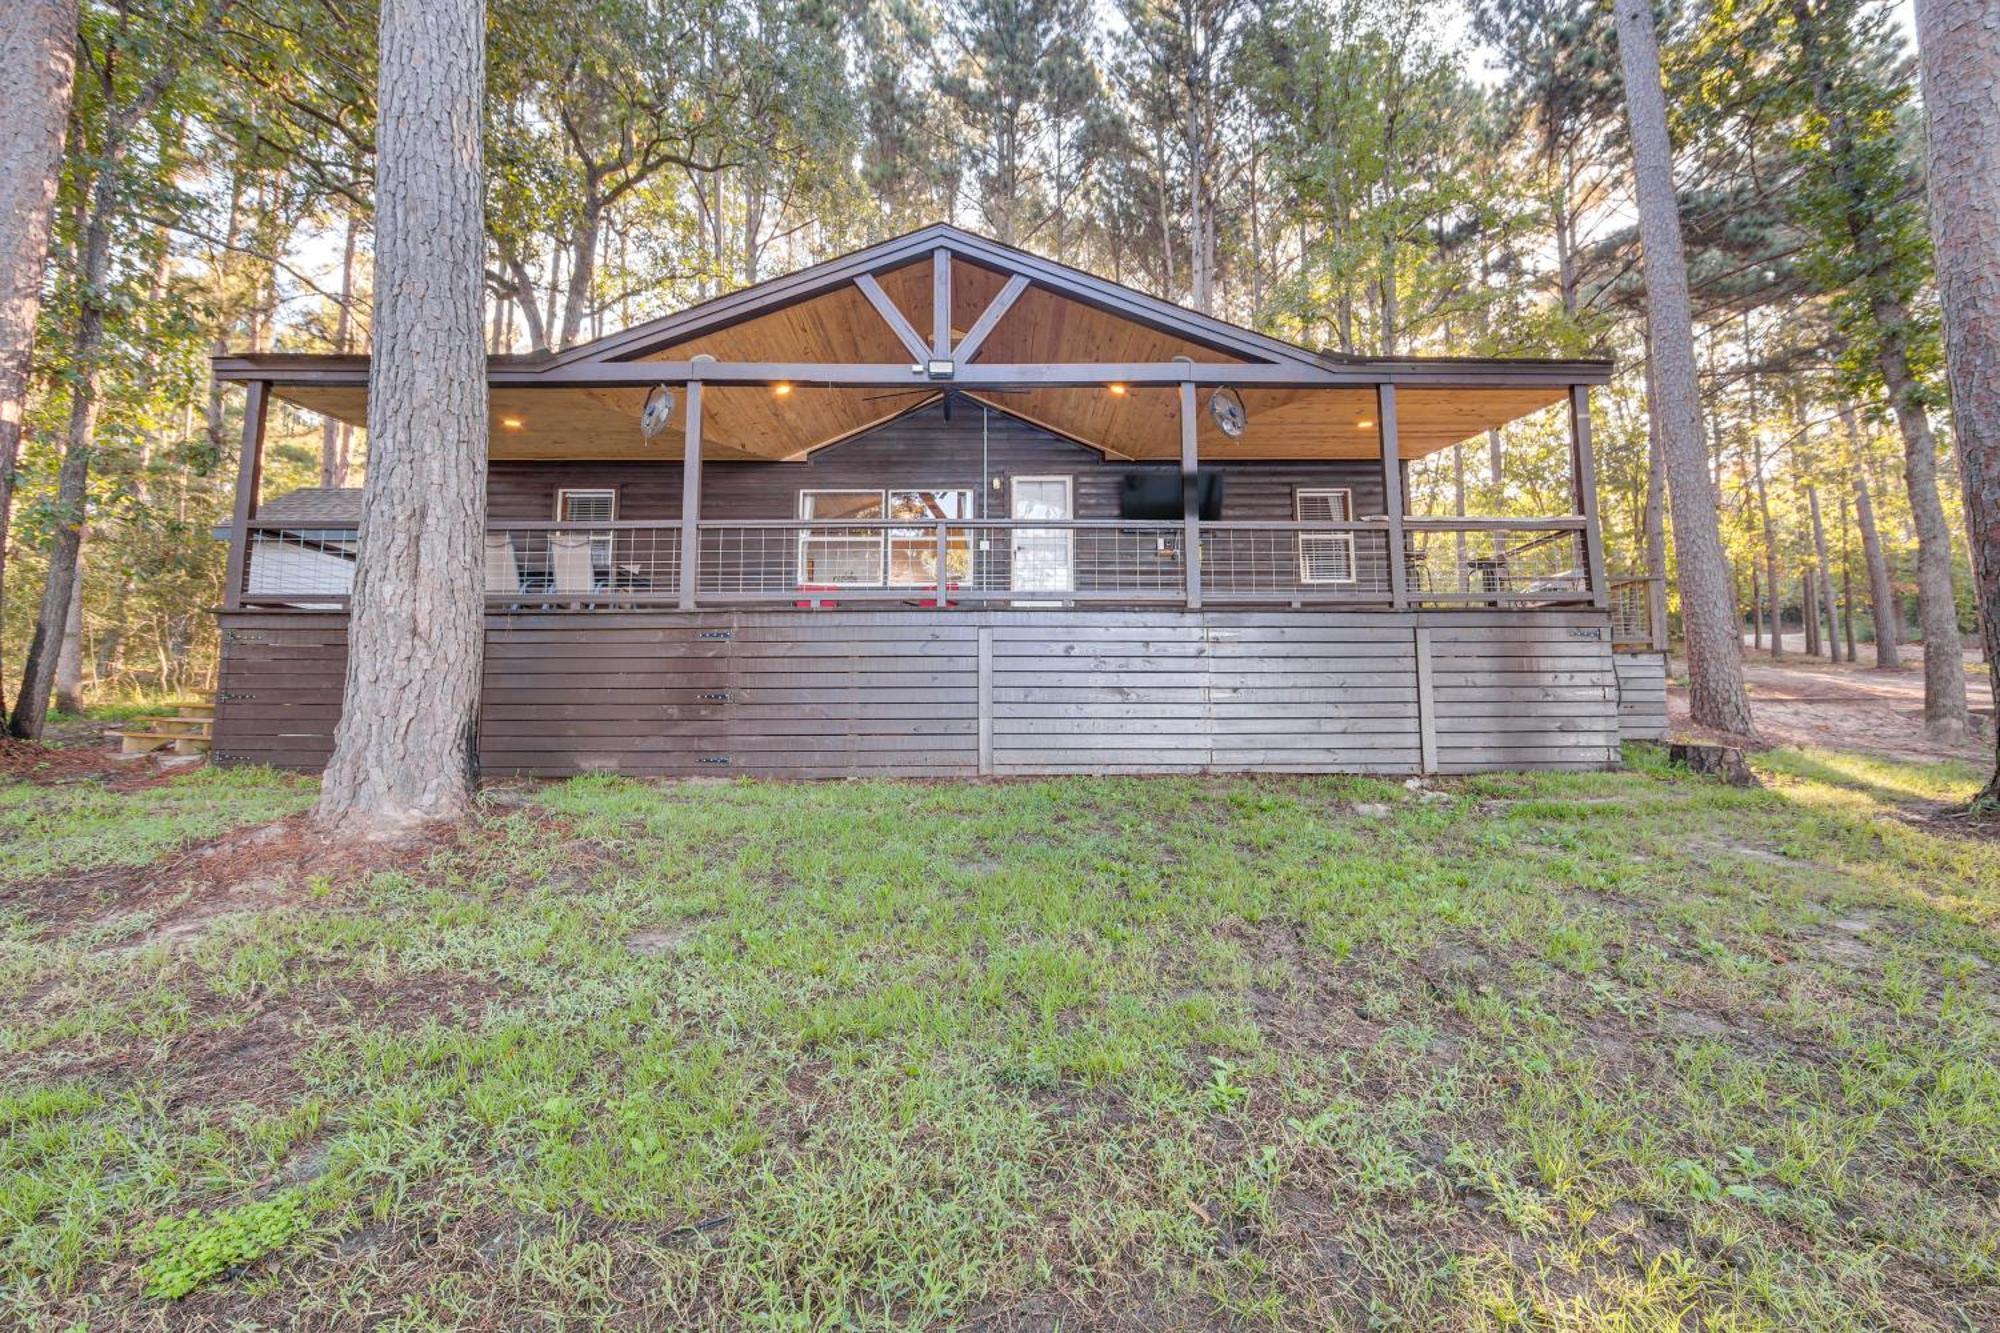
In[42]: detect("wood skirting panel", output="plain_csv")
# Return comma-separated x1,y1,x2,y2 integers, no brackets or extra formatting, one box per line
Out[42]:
1612,650,1670,743
1424,617,1623,773
214,608,1623,778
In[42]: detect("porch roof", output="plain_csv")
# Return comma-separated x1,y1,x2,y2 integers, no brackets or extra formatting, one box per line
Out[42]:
216,224,1611,464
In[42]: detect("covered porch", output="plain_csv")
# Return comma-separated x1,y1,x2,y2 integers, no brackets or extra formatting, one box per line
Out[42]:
209,226,1654,778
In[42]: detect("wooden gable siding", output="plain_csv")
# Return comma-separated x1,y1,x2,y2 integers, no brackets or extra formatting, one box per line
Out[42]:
486,400,1388,522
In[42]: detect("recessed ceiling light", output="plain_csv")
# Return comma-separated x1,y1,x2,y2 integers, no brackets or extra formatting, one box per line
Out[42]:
501,415,525,430
774,382,793,397
1356,419,1374,428
1108,383,1128,396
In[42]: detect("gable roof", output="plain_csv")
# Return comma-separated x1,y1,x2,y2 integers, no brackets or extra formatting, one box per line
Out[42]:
216,223,1611,463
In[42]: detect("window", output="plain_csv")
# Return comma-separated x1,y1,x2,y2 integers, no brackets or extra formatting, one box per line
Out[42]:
798,490,886,586
556,489,617,568
555,489,616,523
887,489,973,586
1296,488,1356,584
796,488,976,587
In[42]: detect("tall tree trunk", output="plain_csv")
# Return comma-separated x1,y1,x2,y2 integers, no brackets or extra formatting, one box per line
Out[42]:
1752,429,1782,660
53,548,82,714
1876,297,1971,740
1915,0,2000,794
0,0,79,725
1643,392,1670,646
1841,490,1859,661
10,137,114,739
316,0,489,834
1612,0,1756,734
1847,408,1901,666
321,212,358,487
1807,484,1842,662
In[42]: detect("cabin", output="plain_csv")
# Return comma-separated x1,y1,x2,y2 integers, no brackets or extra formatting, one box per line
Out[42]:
211,225,1668,778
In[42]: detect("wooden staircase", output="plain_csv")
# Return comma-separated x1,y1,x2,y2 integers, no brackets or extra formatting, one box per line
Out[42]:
109,695,215,757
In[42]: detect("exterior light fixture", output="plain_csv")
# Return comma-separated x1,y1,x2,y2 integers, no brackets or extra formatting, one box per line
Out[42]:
501,415,525,430
926,358,955,379
1356,418,1374,429
773,382,793,397
1108,383,1128,396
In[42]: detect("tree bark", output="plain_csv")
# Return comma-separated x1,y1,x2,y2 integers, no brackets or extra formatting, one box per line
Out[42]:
1915,0,2000,795
0,0,79,724
9,129,114,739
321,211,358,487
1807,484,1842,661
53,548,82,714
1612,0,1756,735
1752,427,1782,660
1847,408,1901,666
1875,294,1971,740
316,0,489,835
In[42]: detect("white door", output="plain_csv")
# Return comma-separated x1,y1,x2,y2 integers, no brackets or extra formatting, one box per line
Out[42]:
1010,476,1073,595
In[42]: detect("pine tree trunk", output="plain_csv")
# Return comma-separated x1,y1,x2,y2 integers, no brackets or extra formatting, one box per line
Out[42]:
1915,0,2000,794
1612,0,1756,735
1753,432,1782,661
1848,409,1901,666
321,212,358,487
315,0,488,835
1875,297,1971,740
1807,485,1842,661
10,142,114,740
0,0,78,725
53,549,82,714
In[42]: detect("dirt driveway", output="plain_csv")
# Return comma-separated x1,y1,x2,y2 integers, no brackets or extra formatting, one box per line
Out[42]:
1669,647,1995,764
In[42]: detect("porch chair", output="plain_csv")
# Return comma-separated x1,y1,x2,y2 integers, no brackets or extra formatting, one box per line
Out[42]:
483,534,524,603
550,532,598,601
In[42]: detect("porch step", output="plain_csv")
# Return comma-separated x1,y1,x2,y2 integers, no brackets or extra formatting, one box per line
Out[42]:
107,692,215,757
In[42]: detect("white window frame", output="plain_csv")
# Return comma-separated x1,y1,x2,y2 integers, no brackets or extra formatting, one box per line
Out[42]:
797,489,888,587
1296,487,1357,585
554,488,617,523
886,488,974,587
555,489,618,569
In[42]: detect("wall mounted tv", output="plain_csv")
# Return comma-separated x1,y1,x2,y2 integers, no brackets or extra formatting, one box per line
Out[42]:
1120,470,1223,521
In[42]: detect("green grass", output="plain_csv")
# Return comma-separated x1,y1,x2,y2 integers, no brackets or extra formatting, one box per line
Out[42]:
1,749,1997,1328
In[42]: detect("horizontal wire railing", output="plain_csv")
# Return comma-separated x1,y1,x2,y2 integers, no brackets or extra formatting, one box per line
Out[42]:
237,516,1602,610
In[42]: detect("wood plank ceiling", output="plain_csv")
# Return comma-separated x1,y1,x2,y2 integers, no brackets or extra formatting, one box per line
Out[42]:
274,253,1570,463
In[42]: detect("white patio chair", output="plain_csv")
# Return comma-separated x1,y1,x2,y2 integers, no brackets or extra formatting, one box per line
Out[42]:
483,534,523,600
550,532,597,599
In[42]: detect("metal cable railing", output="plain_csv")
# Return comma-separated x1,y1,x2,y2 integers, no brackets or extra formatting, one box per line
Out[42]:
236,516,1601,610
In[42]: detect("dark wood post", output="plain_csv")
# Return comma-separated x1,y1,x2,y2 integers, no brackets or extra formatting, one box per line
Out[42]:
1379,383,1407,610
1569,384,1611,610
677,356,711,610
932,247,952,359
1179,372,1202,610
221,380,269,610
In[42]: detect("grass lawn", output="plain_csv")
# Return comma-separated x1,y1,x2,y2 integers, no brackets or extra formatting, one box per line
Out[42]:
2,748,1997,1329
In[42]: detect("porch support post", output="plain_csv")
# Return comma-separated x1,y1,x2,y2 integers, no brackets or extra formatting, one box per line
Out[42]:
678,356,711,610
221,380,269,611
1569,384,1611,610
1379,383,1408,610
1179,368,1202,610
932,247,952,358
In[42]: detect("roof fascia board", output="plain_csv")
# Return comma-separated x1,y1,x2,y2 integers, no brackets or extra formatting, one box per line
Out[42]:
211,355,1616,390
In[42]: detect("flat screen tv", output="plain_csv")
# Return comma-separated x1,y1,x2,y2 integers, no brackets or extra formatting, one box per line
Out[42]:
1120,470,1223,521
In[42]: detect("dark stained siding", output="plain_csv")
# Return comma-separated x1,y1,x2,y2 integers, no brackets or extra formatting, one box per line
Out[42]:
214,607,1622,777
487,400,1387,523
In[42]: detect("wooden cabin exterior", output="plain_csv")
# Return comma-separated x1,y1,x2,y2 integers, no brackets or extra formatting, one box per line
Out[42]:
211,225,1666,778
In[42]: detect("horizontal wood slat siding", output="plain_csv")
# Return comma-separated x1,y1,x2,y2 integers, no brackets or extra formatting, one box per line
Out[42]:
1425,616,1621,772
1612,650,1670,743
489,399,1386,523
214,607,1623,777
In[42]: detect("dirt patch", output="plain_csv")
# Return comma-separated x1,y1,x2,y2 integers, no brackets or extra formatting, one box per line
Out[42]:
3,813,458,941
0,737,184,790
1669,653,1993,764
